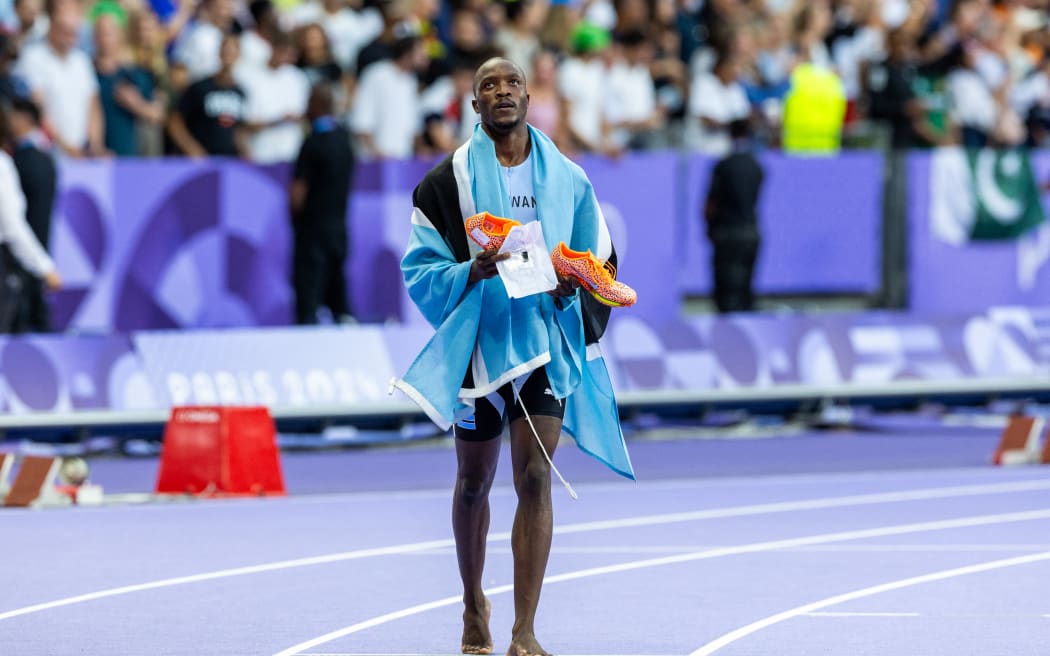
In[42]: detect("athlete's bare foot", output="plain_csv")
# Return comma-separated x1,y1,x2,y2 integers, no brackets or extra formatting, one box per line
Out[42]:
506,634,551,656
462,596,493,654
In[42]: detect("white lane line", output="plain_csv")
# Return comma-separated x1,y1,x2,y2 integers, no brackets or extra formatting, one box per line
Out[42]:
804,612,920,617
5,479,1047,622
88,468,1050,509
408,544,1050,556
270,509,1050,656
689,550,1050,655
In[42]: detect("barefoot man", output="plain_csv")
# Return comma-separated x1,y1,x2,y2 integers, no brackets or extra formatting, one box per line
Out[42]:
393,57,635,656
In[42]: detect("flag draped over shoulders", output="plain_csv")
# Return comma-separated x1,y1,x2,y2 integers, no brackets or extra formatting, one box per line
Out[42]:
392,124,634,479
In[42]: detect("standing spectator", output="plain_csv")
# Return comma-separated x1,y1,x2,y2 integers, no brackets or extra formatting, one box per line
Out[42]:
0,33,29,103
127,8,171,156
9,0,48,52
948,44,997,147
7,97,57,332
524,48,566,149
493,0,547,80
95,13,166,156
703,119,763,314
174,0,236,82
605,29,664,150
687,53,750,155
351,29,424,159
420,53,480,154
288,0,383,73
424,8,485,85
559,21,612,153
866,27,953,149
239,0,279,77
0,103,59,332
289,84,355,325
168,34,247,157
296,23,350,111
791,2,834,69
355,2,410,76
16,0,106,158
241,32,309,163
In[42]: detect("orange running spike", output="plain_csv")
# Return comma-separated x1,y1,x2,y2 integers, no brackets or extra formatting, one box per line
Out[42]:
464,212,522,251
550,242,637,308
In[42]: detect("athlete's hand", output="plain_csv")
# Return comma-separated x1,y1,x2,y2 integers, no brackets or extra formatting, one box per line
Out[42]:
547,274,579,298
468,249,510,283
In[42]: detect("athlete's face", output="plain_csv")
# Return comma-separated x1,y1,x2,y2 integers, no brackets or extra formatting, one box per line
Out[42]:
473,60,529,133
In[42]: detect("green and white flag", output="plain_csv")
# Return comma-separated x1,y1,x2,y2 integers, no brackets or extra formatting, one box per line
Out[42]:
930,147,1045,244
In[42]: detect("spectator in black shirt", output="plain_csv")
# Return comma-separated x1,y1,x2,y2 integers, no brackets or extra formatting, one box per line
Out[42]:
704,119,764,314
866,28,954,150
289,84,356,325
168,34,247,157
8,97,57,332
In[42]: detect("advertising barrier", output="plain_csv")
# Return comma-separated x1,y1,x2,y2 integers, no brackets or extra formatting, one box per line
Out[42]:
3,307,1048,426
46,152,886,334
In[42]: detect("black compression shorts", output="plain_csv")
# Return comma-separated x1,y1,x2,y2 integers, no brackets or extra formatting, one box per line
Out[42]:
454,367,566,442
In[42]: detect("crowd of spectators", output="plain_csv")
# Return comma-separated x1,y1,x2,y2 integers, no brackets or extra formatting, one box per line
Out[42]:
0,0,1049,162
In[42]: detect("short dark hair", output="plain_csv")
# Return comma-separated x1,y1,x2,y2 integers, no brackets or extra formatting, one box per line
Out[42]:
249,0,273,26
615,29,647,48
728,118,751,140
10,96,42,126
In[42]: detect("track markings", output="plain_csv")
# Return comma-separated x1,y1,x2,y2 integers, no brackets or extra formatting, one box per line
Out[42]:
689,551,1050,655
5,479,1048,623
271,509,1050,656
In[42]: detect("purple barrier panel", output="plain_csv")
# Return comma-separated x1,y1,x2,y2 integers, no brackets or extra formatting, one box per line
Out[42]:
908,151,1050,313
349,157,441,325
133,326,401,408
603,306,1049,393
681,151,883,296
0,334,152,415
572,151,680,323
51,159,295,332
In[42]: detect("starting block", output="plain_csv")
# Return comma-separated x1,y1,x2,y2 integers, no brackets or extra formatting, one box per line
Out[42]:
3,455,70,508
155,406,286,497
993,416,1045,466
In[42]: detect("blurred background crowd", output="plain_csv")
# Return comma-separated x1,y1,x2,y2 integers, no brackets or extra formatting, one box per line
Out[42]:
0,0,1049,161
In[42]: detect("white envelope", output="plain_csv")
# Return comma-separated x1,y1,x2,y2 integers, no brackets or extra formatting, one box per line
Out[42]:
496,222,558,299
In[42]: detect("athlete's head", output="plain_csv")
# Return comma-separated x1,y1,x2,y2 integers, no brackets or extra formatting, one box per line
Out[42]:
472,57,529,134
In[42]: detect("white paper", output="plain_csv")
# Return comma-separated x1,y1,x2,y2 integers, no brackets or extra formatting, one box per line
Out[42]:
496,222,558,298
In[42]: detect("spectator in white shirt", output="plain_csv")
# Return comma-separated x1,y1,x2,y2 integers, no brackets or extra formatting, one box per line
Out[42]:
242,32,310,163
0,108,59,332
558,21,612,154
352,31,425,159
687,54,751,156
606,30,664,151
174,0,236,82
15,0,104,158
237,0,280,80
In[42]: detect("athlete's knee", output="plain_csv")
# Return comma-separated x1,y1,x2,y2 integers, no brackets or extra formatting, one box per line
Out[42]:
457,475,492,504
514,459,551,496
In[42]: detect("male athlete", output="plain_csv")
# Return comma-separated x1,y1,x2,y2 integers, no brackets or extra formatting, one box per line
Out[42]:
394,57,634,656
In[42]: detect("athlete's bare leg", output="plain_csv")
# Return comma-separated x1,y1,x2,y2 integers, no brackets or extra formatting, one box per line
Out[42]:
454,436,502,654
505,414,561,656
